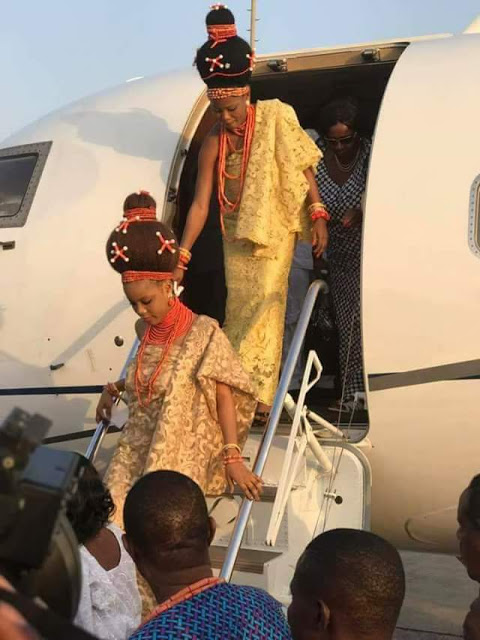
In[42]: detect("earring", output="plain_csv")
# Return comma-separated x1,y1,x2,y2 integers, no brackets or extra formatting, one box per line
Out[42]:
173,280,184,298
168,295,174,308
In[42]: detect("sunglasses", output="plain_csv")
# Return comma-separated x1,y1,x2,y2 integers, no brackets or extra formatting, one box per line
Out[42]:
324,133,357,147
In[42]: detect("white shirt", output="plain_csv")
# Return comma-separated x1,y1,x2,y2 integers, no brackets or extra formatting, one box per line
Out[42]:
74,523,141,640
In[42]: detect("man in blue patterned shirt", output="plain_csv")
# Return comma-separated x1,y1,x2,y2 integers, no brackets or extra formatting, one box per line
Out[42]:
123,471,292,640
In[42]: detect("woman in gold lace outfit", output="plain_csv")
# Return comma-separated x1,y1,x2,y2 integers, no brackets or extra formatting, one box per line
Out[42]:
96,192,262,520
176,6,329,422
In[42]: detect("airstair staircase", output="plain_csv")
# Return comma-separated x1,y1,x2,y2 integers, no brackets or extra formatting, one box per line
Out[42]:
85,280,371,604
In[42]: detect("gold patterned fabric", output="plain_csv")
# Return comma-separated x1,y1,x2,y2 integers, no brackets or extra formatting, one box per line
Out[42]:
230,99,321,256
222,99,321,405
105,314,256,528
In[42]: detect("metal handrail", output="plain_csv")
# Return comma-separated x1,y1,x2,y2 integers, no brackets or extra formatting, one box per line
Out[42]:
219,279,328,581
85,338,140,463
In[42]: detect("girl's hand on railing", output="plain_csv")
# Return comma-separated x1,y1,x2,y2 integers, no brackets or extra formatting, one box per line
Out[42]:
95,389,114,423
226,462,263,501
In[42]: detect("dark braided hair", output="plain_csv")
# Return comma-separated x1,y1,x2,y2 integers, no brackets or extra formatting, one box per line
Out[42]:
66,457,115,545
195,6,252,90
106,192,179,276
123,191,156,212
466,475,480,528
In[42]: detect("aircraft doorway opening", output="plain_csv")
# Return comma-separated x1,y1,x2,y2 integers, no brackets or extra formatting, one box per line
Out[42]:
172,42,408,442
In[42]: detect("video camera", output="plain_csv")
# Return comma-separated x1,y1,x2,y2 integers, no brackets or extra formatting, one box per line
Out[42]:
0,407,84,620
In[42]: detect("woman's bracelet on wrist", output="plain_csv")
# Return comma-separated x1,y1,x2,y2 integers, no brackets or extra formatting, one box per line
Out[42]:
178,247,192,266
308,202,331,222
223,455,244,467
222,443,242,456
311,210,330,222
105,382,121,397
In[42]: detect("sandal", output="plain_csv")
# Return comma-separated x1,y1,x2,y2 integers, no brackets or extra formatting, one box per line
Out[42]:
328,397,364,412
251,410,270,429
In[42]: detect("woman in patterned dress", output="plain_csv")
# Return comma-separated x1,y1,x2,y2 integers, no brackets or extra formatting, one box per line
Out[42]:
175,6,328,424
95,191,263,524
315,99,371,411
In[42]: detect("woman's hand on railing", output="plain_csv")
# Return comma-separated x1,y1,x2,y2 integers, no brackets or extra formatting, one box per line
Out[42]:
226,462,263,502
95,389,115,423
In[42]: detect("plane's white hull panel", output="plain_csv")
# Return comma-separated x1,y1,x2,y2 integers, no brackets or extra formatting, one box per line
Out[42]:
0,70,204,434
363,34,480,550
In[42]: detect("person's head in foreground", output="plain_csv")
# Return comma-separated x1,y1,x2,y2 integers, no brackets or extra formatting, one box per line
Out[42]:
457,476,480,640
288,528,405,640
123,470,292,639
123,470,215,601
458,475,480,583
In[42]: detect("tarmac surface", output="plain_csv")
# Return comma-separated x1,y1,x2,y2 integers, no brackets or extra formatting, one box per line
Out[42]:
395,551,477,639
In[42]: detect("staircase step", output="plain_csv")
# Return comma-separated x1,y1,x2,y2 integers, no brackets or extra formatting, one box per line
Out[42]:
209,546,282,574
225,485,277,502
250,419,293,436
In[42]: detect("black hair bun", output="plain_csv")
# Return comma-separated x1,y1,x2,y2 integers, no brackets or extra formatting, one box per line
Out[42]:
206,5,235,26
195,5,253,89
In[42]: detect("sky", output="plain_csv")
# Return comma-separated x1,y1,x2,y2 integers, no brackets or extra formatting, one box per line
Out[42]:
1,0,479,141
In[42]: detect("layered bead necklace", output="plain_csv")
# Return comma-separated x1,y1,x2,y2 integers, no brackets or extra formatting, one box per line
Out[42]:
334,145,361,173
135,297,194,406
217,104,255,233
146,577,223,621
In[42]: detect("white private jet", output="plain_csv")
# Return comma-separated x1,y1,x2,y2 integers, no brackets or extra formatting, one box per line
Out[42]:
1,8,480,602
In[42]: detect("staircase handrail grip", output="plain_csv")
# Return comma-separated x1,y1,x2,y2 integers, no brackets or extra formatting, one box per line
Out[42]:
85,337,140,462
220,279,328,581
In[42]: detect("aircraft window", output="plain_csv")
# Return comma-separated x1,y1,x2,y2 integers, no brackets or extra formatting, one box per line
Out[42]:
0,141,52,228
0,155,37,217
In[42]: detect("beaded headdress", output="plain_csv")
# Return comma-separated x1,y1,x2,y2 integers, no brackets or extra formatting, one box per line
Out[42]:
195,5,255,100
107,191,177,283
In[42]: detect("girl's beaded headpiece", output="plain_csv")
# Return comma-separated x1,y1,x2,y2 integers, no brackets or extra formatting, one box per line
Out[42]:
109,190,177,283
121,270,174,283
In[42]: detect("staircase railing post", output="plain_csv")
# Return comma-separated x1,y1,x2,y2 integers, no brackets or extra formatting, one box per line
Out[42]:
85,338,140,463
220,279,328,581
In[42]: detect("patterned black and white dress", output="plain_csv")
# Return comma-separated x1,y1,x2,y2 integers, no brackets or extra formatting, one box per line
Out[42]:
315,137,371,399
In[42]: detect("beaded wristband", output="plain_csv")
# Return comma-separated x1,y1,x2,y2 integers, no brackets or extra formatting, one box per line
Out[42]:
311,209,331,222
178,247,192,265
308,202,330,221
223,457,244,466
222,454,244,466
